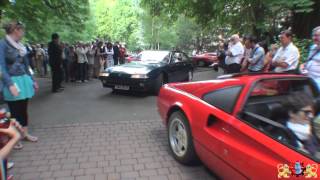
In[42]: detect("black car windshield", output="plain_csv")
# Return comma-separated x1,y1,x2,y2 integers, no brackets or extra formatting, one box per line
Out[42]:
138,51,170,63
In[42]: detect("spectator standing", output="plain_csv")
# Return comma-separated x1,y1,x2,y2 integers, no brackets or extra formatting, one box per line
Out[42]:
93,41,105,78
87,44,95,80
225,34,244,74
246,36,265,72
240,36,252,72
68,46,77,82
62,43,70,82
42,44,49,76
35,44,45,77
272,30,300,73
76,43,89,83
301,26,320,89
48,33,63,93
263,44,278,72
215,42,229,73
113,41,120,65
30,45,36,70
93,41,103,78
119,44,126,64
25,44,33,69
106,42,114,68
0,21,39,149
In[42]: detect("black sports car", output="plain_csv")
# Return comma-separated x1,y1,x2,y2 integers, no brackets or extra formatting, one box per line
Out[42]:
99,50,194,93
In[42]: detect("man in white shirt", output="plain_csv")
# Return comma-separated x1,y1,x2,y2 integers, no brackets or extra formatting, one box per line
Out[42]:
272,30,300,73
76,43,89,82
225,34,244,74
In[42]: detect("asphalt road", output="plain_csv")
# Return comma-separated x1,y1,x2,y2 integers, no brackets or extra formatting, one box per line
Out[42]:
28,67,222,128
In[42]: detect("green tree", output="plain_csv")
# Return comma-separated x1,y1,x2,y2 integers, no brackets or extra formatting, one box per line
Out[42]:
141,0,317,39
0,0,94,43
94,0,141,50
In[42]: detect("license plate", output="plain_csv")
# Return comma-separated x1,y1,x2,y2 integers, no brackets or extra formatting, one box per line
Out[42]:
114,85,130,90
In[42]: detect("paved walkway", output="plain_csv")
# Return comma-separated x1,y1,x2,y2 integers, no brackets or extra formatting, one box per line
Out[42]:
8,68,220,180
10,120,214,180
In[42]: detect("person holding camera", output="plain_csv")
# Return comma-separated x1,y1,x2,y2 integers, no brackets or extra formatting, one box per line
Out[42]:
0,113,24,180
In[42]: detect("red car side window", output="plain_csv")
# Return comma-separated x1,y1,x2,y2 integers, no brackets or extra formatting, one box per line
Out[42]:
203,86,243,114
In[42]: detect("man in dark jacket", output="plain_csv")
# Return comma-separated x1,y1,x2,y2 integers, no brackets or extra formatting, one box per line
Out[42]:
48,33,63,93
113,41,120,65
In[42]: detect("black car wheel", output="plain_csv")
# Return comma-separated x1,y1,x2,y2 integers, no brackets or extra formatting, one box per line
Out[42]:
168,111,198,165
153,73,164,94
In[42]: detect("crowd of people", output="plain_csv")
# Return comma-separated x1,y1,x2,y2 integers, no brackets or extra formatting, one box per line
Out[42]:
216,27,320,86
0,21,130,179
216,30,298,74
27,33,127,93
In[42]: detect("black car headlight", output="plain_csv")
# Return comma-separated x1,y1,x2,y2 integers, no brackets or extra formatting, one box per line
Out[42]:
131,74,148,79
100,72,110,77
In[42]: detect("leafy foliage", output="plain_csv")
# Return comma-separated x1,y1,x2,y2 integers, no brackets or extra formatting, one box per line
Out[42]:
0,0,95,43
0,0,317,53
294,38,313,63
94,0,141,50
141,0,316,38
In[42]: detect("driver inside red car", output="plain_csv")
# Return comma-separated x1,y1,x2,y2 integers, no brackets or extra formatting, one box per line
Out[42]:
284,93,320,158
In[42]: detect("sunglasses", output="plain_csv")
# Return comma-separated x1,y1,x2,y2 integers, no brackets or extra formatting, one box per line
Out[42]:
300,109,313,117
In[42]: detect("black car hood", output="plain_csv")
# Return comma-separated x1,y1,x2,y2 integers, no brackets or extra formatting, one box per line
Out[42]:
106,61,163,74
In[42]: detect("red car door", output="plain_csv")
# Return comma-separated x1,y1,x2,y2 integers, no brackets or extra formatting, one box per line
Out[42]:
196,85,284,179
190,86,248,179
213,116,283,179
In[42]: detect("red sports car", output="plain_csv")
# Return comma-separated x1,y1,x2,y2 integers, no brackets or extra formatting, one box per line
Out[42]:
125,54,138,63
192,52,218,66
157,73,320,179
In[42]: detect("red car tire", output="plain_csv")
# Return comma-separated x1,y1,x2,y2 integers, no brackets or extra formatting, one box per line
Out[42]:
168,111,199,165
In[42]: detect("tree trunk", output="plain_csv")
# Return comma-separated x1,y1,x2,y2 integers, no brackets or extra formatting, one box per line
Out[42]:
151,16,154,50
292,0,320,39
250,1,265,39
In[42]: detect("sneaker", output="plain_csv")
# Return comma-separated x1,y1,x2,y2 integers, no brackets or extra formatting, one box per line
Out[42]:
7,162,14,169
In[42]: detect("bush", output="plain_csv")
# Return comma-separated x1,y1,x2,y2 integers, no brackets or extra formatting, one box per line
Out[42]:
294,38,313,63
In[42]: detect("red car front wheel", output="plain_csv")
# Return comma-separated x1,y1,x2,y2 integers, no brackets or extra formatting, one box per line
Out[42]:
168,111,198,165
